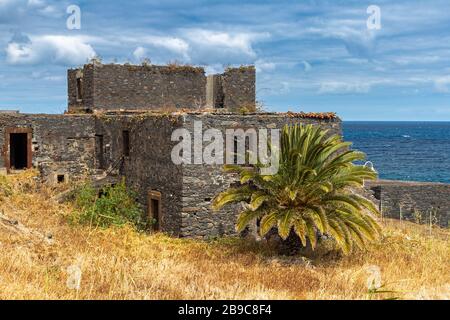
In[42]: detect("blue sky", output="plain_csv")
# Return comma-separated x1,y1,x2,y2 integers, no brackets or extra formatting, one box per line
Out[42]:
1,0,450,120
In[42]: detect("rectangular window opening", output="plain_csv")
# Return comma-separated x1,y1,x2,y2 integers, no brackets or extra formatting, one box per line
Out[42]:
57,174,65,183
233,136,238,165
76,77,83,100
122,130,130,157
95,134,105,169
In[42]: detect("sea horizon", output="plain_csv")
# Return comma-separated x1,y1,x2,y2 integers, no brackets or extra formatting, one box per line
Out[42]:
343,121,450,184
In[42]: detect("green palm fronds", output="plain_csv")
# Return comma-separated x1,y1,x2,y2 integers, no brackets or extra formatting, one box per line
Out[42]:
212,124,381,254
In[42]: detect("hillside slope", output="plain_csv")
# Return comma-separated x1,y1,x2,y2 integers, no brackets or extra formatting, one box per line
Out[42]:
0,171,448,300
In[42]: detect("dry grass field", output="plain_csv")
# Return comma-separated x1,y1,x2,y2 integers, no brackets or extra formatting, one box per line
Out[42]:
0,170,448,300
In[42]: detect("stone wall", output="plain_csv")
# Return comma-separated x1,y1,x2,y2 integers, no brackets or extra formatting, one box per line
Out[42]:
0,113,96,182
67,69,82,112
222,67,256,112
67,63,256,113
366,180,450,227
68,65,95,113
94,114,183,235
0,110,344,238
68,64,207,113
178,113,342,238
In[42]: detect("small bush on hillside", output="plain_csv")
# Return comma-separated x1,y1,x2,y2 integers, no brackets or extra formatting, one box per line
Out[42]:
0,175,13,200
71,179,145,230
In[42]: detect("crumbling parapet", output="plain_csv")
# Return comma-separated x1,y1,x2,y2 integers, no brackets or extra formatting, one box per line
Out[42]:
68,63,256,114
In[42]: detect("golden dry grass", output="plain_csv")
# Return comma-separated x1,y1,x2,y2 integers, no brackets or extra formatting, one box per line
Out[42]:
0,170,448,300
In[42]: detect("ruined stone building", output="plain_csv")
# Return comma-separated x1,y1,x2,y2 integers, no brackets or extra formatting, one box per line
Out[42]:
2,62,448,234
0,62,343,237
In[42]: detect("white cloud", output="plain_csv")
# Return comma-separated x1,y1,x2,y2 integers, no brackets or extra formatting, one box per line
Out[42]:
6,34,96,65
125,35,190,62
27,0,44,7
37,5,60,17
181,29,270,64
124,30,269,65
204,64,224,75
255,59,276,73
30,70,64,81
318,81,372,94
434,76,450,93
141,36,189,59
133,46,147,61
184,30,255,56
184,29,268,57
42,75,64,81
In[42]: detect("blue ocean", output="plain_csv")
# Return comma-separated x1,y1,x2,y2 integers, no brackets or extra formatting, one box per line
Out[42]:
343,122,450,184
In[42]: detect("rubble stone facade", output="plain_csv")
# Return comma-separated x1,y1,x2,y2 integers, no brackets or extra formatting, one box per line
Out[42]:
68,63,255,113
366,180,450,228
0,109,341,237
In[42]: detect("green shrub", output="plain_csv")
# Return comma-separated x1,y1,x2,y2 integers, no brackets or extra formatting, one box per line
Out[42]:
71,179,145,230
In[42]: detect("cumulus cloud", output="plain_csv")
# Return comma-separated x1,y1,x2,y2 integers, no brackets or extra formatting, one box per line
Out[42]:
184,30,260,56
126,30,269,65
182,29,269,64
6,34,96,65
141,35,189,59
127,35,189,62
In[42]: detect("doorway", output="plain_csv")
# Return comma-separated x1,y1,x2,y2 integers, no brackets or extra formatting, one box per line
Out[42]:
148,191,162,231
5,128,32,172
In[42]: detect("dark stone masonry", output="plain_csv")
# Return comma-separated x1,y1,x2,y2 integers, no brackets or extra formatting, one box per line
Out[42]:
1,62,448,239
179,113,341,237
366,180,450,228
68,63,255,113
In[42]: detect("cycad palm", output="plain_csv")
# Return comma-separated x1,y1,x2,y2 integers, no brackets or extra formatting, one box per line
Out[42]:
212,124,381,254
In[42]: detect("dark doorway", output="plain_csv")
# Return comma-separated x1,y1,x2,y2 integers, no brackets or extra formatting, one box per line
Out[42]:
95,134,105,169
10,133,28,170
151,199,160,230
148,191,161,231
122,130,130,157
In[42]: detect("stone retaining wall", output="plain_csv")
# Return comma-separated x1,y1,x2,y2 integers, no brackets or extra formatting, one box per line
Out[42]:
366,180,450,227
